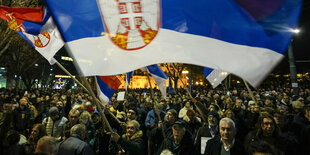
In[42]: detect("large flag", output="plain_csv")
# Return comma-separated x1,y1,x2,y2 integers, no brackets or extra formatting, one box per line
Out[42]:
146,64,168,98
46,0,302,87
0,6,64,64
96,76,121,104
204,67,229,88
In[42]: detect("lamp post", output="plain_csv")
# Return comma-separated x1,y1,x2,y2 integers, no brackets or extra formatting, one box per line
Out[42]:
288,29,300,97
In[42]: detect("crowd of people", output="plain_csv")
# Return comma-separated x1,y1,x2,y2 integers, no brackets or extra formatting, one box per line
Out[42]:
0,78,310,155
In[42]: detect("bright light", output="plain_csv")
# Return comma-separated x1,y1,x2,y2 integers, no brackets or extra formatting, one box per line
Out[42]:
195,82,199,85
291,28,300,34
237,81,240,84
34,64,38,67
61,56,73,61
182,70,189,74
186,76,189,79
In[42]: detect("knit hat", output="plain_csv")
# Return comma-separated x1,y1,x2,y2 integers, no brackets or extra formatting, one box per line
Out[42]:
173,120,187,129
207,110,220,121
167,109,178,118
49,107,59,116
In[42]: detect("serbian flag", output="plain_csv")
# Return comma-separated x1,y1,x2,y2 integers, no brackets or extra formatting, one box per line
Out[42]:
125,71,133,90
204,67,229,88
0,6,64,64
146,64,168,98
46,0,302,87
95,76,121,104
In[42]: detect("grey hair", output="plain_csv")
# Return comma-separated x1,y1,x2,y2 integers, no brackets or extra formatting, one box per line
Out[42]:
127,120,140,130
220,117,236,129
36,136,58,155
70,124,86,137
69,109,80,116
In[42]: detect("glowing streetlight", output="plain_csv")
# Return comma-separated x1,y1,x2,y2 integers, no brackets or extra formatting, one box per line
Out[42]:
182,70,189,74
291,29,300,34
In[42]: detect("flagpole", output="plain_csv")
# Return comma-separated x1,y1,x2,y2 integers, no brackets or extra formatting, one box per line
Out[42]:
171,63,207,123
243,79,257,104
55,61,113,132
146,72,166,138
81,77,113,132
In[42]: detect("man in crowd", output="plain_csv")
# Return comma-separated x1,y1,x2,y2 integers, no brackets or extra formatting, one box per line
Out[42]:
204,117,244,155
157,120,197,155
62,109,80,140
110,120,145,155
58,124,94,155
244,113,291,154
42,106,68,140
35,136,59,155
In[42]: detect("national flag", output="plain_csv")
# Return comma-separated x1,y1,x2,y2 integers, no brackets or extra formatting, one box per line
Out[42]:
0,6,64,64
168,77,175,94
146,64,168,98
95,76,121,104
125,71,133,90
204,67,229,88
46,0,302,87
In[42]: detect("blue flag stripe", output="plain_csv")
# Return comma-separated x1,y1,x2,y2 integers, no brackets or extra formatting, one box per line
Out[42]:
96,76,115,99
147,65,168,79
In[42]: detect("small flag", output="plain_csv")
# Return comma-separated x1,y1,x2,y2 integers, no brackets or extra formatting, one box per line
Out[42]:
204,67,229,88
146,64,168,98
95,76,121,104
0,6,64,64
125,71,133,90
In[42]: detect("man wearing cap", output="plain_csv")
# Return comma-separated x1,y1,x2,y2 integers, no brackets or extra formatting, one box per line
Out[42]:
151,109,178,153
157,120,197,155
42,106,68,140
204,117,244,155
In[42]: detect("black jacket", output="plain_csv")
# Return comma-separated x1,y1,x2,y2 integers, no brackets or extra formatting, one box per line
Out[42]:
109,130,145,155
204,135,244,155
58,134,94,155
157,131,197,155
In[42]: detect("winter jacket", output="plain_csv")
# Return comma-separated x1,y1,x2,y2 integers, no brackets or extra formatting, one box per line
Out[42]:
42,116,67,139
109,130,145,155
58,134,94,155
204,135,244,155
157,131,197,155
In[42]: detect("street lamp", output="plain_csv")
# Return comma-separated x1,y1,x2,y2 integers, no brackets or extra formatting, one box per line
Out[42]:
288,28,300,97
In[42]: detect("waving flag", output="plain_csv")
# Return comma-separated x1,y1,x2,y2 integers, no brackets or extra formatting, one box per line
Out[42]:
125,71,133,90
0,6,64,64
96,76,121,104
204,68,229,88
46,0,302,87
146,65,168,97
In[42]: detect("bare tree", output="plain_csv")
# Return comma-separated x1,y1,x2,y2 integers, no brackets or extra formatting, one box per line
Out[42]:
0,0,44,89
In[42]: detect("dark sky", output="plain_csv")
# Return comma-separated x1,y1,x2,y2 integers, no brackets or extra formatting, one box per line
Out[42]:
274,0,310,74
